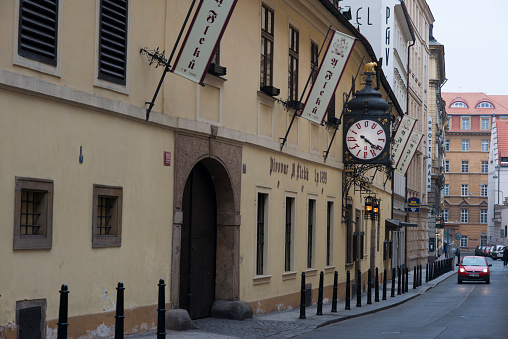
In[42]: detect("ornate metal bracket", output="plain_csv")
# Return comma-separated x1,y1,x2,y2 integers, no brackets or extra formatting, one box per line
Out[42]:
140,48,170,68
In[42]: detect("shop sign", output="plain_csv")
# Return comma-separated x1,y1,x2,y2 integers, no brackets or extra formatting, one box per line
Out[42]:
407,197,420,212
269,156,327,186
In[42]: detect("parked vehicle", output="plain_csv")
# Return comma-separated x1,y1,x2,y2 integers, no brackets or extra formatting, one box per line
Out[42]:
491,245,505,260
483,246,491,256
457,256,492,284
475,246,484,256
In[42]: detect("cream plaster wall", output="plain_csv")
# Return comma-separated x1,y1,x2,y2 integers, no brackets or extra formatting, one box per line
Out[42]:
0,90,174,325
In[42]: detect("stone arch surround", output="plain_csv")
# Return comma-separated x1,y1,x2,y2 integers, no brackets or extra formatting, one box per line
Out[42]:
171,132,242,308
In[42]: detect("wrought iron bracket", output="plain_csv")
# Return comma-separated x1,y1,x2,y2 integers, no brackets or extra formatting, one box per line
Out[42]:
140,48,170,68
341,163,392,222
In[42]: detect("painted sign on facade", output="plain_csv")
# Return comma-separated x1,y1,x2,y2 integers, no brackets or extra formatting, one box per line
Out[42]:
300,30,355,124
172,0,238,84
395,130,423,176
391,114,416,167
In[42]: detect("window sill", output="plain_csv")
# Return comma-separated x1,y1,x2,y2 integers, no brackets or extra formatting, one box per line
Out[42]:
345,263,354,269
257,90,278,103
305,268,318,277
253,274,272,285
324,266,336,274
282,271,298,281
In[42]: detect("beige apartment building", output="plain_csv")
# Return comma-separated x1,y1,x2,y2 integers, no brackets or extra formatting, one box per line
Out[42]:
0,0,403,337
442,93,501,251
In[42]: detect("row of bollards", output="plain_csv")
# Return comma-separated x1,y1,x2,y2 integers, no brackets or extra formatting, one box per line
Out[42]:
427,257,454,281
57,280,167,339
298,264,424,318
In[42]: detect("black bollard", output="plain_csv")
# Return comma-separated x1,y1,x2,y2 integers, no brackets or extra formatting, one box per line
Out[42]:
405,267,409,293
397,266,401,295
345,270,351,310
356,269,362,307
382,269,387,300
317,271,324,315
331,271,338,312
367,269,372,304
426,263,429,283
57,284,69,339
401,266,405,294
299,272,306,319
391,268,395,297
157,279,166,339
413,266,417,289
375,268,379,302
115,282,125,339
419,264,422,286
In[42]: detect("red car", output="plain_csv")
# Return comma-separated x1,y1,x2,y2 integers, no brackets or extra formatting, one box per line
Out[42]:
457,256,492,284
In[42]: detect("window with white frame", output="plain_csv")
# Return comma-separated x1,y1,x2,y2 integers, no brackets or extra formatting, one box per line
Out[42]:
445,139,450,151
461,161,469,173
462,140,469,151
451,102,467,108
481,184,488,196
461,118,470,130
481,118,490,130
481,161,488,173
461,184,469,196
445,161,449,173
460,235,468,247
480,209,488,224
477,102,494,108
443,209,449,222
481,235,487,246
444,184,449,196
481,140,489,152
461,209,468,223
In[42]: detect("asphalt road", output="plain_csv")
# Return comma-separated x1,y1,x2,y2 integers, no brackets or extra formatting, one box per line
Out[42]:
296,256,508,339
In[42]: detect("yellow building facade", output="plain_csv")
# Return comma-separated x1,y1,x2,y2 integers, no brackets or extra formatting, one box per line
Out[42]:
0,0,400,337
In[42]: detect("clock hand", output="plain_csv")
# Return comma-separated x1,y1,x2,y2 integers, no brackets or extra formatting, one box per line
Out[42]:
360,135,382,150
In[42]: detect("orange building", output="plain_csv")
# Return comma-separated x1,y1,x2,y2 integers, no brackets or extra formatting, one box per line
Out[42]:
442,93,508,251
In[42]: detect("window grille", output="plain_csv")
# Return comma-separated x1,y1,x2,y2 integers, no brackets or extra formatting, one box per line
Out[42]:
256,193,266,275
285,197,293,271
20,190,43,235
98,0,128,85
18,0,58,65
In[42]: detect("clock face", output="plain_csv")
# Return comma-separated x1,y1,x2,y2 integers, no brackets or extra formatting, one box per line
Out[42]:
346,119,387,160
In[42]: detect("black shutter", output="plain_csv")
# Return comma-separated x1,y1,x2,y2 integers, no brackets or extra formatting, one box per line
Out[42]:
18,0,58,65
99,0,128,85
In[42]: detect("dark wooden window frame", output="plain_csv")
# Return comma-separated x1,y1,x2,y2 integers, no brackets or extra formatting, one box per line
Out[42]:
285,196,294,272
260,4,274,89
92,184,123,248
256,192,267,275
98,0,128,85
14,177,54,250
288,25,299,102
326,201,333,266
307,199,315,268
18,0,59,66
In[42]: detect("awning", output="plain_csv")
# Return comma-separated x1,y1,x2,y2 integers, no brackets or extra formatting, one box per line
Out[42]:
385,219,418,231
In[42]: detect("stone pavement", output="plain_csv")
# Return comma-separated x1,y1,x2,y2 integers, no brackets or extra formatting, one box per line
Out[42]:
111,260,458,339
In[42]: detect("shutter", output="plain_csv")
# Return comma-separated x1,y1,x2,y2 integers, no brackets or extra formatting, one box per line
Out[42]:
99,0,128,85
18,0,58,65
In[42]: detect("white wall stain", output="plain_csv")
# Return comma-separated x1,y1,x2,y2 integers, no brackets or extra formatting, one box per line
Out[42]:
86,322,114,338
46,326,57,339
102,289,116,312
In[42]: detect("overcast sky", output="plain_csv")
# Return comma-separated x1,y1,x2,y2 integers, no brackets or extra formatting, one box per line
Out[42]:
425,0,508,95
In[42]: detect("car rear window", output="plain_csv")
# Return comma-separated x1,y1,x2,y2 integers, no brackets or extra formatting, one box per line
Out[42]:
461,257,487,266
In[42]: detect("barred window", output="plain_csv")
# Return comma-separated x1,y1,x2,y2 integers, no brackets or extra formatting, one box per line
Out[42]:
18,0,58,65
14,177,54,250
326,201,334,266
98,0,128,85
92,185,123,247
256,192,268,275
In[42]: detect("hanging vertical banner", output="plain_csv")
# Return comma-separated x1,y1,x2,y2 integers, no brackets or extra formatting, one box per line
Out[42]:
427,115,433,192
171,0,238,84
300,30,356,125
394,130,423,176
391,114,417,168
